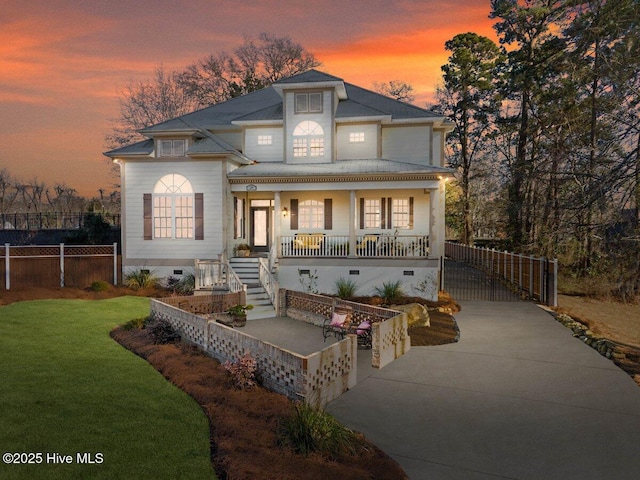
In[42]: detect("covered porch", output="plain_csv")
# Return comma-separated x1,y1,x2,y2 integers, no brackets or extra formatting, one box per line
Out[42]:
229,186,446,262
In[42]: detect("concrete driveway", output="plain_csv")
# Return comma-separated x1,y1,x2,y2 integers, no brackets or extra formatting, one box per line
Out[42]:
327,301,640,479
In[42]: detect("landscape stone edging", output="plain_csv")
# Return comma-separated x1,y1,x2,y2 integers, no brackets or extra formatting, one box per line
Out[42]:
553,312,629,361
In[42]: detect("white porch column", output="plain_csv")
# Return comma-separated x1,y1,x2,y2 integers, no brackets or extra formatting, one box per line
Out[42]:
428,181,446,259
348,190,357,257
274,191,281,257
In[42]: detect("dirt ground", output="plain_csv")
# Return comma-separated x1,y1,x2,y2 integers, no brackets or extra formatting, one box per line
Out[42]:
0,285,167,306
556,294,640,348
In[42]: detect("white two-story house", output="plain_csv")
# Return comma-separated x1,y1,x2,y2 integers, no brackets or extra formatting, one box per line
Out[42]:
106,70,453,302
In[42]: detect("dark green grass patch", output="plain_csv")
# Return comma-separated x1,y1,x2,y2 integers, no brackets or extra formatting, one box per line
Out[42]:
0,297,215,480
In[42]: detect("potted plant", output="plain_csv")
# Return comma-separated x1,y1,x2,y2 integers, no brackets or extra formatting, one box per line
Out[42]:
226,304,253,327
235,243,251,257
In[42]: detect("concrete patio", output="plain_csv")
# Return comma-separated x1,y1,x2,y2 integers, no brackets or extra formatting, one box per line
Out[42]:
241,317,377,383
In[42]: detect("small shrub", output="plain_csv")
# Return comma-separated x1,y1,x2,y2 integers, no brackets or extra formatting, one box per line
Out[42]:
146,318,181,344
121,316,148,331
176,273,195,295
90,280,111,292
223,352,257,390
335,277,358,299
125,268,158,290
278,402,364,457
164,273,195,295
373,280,405,303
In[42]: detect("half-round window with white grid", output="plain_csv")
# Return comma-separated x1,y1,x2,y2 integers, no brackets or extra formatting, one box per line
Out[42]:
152,174,194,238
293,121,324,157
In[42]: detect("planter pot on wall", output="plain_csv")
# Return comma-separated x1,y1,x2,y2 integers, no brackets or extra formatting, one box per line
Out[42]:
232,315,247,327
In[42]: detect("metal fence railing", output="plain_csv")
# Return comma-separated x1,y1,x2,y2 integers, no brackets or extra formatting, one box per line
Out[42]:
445,241,558,307
1,212,121,230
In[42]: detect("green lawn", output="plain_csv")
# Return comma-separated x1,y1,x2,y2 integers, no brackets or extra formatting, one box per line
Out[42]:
0,297,215,480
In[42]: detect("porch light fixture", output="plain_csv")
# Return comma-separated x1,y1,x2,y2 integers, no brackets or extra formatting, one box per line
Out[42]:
282,207,288,217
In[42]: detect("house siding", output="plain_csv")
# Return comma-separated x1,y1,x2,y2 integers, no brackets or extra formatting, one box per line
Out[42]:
336,124,378,160
382,125,431,165
123,160,224,262
244,127,284,162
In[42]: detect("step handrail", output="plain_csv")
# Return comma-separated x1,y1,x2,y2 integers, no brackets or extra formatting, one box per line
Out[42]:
258,257,279,311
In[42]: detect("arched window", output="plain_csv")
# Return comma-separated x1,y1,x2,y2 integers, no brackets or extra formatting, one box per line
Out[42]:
153,174,194,238
293,121,324,158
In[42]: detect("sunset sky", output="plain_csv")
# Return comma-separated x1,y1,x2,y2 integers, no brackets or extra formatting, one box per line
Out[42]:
0,0,496,198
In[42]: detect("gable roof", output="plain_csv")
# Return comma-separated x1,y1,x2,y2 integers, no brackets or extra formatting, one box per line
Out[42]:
272,69,344,84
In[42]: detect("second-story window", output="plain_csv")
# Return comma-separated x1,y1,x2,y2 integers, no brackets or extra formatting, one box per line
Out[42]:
257,135,272,145
293,121,324,158
295,92,322,113
349,132,365,143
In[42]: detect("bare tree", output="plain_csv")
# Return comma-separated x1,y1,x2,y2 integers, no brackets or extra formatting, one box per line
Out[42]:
372,80,415,103
179,33,320,108
105,65,201,149
17,178,47,213
46,183,84,214
0,168,18,215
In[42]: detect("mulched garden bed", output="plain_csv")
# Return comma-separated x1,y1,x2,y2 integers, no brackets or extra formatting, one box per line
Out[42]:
111,326,409,480
409,310,460,346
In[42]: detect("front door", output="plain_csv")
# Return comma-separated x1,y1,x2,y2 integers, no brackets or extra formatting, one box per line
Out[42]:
250,206,270,252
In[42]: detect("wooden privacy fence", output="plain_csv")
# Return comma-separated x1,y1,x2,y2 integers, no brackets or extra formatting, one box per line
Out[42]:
2,243,120,290
445,241,558,306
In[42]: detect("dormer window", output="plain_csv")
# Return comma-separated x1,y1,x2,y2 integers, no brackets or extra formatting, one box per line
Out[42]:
295,92,322,113
293,121,324,157
159,139,186,157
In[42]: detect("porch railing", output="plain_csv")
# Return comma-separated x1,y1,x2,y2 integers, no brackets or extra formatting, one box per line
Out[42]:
280,234,429,258
258,257,279,310
195,258,246,293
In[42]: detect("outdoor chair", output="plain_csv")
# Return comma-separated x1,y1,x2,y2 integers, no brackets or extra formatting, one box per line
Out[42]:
355,234,379,256
322,305,372,349
293,233,325,254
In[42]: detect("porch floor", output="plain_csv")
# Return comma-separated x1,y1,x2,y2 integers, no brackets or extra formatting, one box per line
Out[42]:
239,316,375,383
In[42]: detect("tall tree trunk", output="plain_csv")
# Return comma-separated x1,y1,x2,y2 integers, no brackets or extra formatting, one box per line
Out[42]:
636,132,640,221
509,88,530,249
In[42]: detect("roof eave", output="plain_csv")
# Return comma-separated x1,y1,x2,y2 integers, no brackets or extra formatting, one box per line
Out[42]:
232,119,284,127
336,115,391,124
273,81,348,99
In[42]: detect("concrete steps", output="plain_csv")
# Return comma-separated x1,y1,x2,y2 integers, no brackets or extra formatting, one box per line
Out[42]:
229,257,276,320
